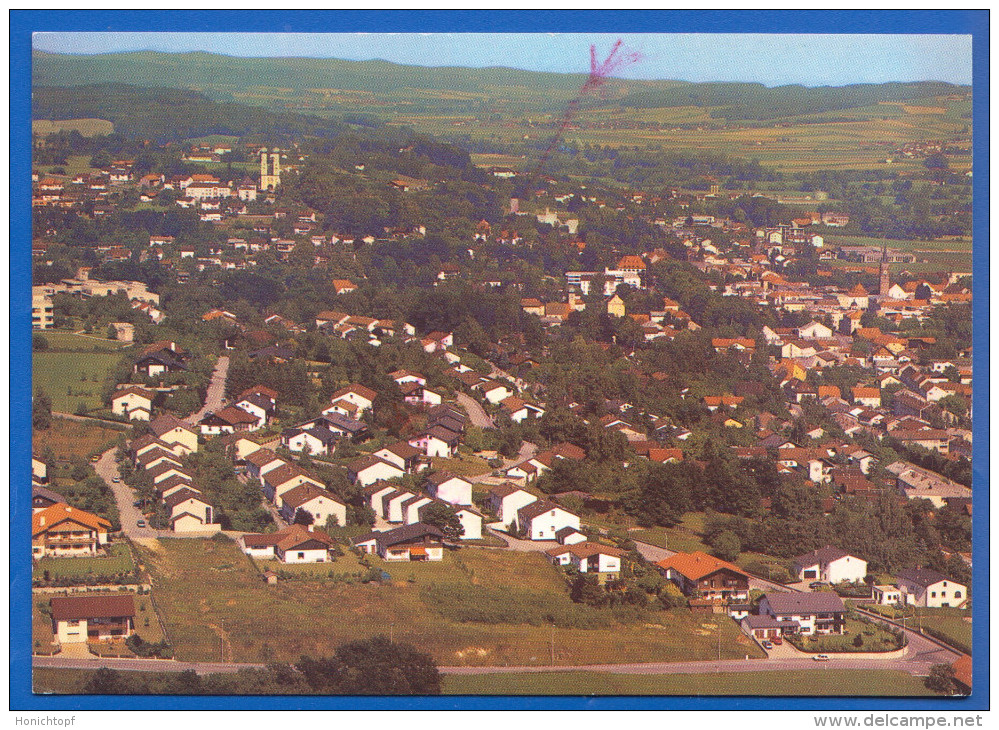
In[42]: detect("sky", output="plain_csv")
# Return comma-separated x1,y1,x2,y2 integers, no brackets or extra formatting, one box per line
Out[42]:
31,32,972,87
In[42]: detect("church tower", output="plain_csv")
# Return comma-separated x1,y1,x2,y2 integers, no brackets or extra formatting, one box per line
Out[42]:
879,243,890,297
259,148,281,192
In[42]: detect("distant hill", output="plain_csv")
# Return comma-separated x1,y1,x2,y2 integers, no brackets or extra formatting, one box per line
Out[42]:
33,50,970,124
31,84,361,143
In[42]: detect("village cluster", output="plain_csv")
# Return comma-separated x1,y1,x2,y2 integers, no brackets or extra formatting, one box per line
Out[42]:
30,139,971,681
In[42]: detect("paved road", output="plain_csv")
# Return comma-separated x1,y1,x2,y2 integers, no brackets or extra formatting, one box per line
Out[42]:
94,447,169,539
456,392,494,429
189,355,230,425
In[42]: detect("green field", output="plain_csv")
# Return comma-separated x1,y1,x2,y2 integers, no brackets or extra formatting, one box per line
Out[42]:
630,512,711,555
33,542,136,581
138,536,763,667
33,119,113,137
31,666,935,696
442,669,934,696
33,331,128,413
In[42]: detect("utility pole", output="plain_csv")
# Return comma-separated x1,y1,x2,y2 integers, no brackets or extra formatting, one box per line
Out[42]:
550,621,555,666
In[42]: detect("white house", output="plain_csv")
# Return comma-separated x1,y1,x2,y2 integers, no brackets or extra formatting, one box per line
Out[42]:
278,484,347,528
515,500,580,541
791,546,868,584
797,321,834,340
486,483,538,529
111,387,155,421
453,506,483,540
425,472,473,506
478,379,514,405
244,449,287,484
546,542,625,582
873,585,903,606
328,384,377,416
241,524,335,564
758,592,847,636
348,455,406,487
897,569,967,608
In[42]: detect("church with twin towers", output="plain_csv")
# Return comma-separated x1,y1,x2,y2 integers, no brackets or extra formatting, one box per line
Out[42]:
259,148,281,191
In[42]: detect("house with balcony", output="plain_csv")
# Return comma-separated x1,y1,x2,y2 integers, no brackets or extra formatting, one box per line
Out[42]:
757,591,847,635
32,504,111,559
50,595,135,644
656,551,750,604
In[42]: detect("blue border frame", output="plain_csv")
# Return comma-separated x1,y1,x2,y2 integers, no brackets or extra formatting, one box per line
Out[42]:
11,9,989,712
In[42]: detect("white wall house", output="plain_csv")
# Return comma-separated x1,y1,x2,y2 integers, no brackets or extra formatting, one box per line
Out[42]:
792,546,868,584
426,473,473,506
516,501,580,541
897,569,967,608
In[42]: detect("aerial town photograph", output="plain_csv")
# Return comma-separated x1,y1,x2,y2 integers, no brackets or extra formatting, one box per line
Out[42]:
25,25,976,701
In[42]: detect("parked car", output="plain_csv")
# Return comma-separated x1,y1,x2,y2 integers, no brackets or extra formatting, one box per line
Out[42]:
133,500,143,508
90,455,101,463
136,519,147,528
762,640,773,649
111,476,121,483
809,581,827,590
813,654,830,662
773,637,783,645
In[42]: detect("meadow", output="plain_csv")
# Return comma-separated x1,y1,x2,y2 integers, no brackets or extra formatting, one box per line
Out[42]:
33,416,124,462
138,536,763,667
441,669,934,696
33,331,129,413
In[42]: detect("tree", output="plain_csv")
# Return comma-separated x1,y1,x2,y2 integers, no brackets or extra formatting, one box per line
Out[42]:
83,667,123,694
32,388,52,430
293,509,315,527
296,636,441,695
32,333,49,351
925,663,957,695
570,573,606,606
419,501,463,541
710,530,742,562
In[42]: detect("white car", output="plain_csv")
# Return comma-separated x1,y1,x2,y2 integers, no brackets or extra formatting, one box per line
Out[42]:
813,654,830,662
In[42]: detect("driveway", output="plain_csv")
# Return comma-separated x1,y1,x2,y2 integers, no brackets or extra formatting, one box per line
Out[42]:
189,355,230,425
455,392,494,429
484,527,557,553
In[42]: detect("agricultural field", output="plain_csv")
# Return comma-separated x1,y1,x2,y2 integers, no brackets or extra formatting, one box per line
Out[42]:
33,331,129,413
32,118,113,137
33,416,124,462
139,536,762,667
33,154,104,179
442,669,935,696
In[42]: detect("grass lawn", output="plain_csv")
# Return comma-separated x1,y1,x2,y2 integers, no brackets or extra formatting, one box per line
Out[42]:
33,542,135,581
38,331,131,353
140,536,763,666
442,669,934,696
630,513,711,554
34,417,124,462
32,600,58,654
431,454,492,478
789,617,902,653
33,350,123,413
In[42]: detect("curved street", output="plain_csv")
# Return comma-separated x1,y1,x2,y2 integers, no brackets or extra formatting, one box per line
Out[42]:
189,355,230,425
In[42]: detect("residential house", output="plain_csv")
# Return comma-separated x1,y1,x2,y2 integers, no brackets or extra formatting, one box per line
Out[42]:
425,472,473,506
50,595,135,644
408,425,461,458
241,524,336,563
656,551,750,603
547,542,626,583
515,500,580,541
872,585,902,606
373,523,444,561
244,448,287,484
792,546,868,584
32,504,111,559
486,483,538,529
149,414,199,455
327,384,377,417
263,463,325,504
373,441,425,473
111,387,155,421
348,454,406,486
758,592,847,635
500,396,546,424
32,484,66,513
896,569,967,608
278,484,347,528
164,488,216,532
